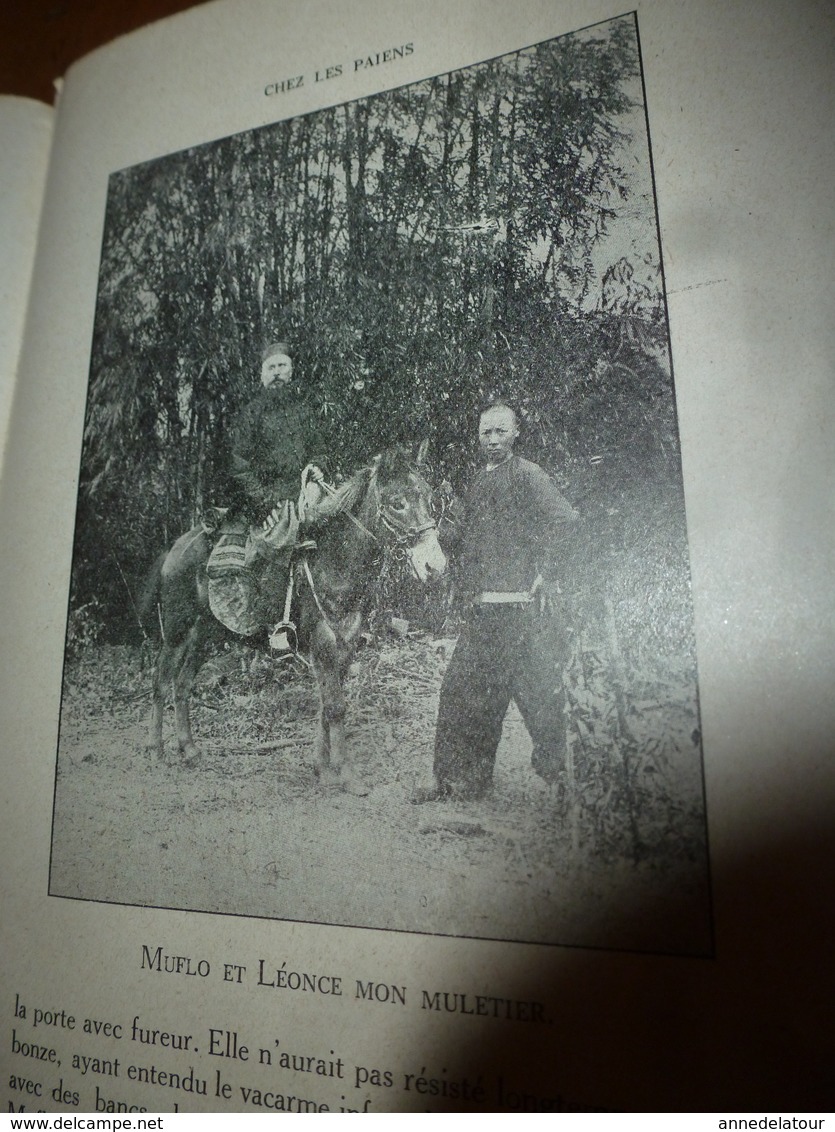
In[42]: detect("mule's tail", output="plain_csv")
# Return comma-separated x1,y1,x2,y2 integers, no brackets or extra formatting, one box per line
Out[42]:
138,551,167,640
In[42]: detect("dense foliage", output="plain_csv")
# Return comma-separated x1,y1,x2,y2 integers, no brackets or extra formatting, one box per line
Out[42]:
72,15,688,654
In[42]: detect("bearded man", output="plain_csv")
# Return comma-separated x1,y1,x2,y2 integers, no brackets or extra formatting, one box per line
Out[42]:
228,341,327,527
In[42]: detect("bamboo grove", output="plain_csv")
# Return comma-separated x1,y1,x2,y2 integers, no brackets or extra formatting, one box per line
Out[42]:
73,15,691,655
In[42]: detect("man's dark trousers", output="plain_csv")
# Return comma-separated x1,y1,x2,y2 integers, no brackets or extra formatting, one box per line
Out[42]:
433,604,569,797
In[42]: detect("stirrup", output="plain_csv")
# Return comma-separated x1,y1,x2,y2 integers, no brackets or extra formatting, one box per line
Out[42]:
269,619,297,656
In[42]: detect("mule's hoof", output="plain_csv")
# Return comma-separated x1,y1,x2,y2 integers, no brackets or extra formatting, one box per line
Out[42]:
181,743,201,768
341,775,369,797
317,765,341,789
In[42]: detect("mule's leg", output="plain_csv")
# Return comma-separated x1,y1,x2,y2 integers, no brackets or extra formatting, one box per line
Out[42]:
312,617,361,773
310,620,341,786
310,623,332,773
155,528,212,765
148,644,167,758
313,700,331,776
148,636,183,759
172,619,208,766
309,619,366,792
336,611,367,796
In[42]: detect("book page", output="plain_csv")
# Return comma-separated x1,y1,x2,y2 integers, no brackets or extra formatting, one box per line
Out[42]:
1,0,832,1113
0,97,53,467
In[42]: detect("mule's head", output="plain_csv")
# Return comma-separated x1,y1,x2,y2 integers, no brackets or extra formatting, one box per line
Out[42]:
375,444,447,583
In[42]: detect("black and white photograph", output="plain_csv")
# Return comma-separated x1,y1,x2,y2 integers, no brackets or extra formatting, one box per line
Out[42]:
50,13,712,956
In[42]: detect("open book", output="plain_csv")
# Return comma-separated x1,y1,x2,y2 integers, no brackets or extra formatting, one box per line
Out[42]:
2,0,832,1114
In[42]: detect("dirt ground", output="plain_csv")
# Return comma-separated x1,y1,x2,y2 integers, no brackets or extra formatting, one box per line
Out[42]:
50,637,712,955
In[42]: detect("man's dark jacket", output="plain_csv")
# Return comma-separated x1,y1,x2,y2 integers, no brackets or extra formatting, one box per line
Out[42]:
453,454,578,599
229,382,329,513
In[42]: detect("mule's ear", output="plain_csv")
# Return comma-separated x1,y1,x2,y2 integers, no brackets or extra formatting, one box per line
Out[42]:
415,438,430,467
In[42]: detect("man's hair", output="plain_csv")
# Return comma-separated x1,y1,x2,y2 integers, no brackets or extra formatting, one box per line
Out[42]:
261,340,292,363
479,399,519,425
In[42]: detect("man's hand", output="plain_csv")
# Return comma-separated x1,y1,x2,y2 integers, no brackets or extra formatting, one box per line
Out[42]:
263,507,281,533
301,465,325,513
536,587,554,617
534,578,562,617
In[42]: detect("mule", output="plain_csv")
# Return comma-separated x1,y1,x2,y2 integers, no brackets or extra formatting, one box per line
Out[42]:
145,445,446,792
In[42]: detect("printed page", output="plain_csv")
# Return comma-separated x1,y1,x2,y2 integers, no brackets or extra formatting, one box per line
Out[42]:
0,97,53,468
1,0,832,1113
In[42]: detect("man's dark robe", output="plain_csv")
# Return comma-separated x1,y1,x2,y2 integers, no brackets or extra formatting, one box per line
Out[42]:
433,454,578,797
229,382,329,516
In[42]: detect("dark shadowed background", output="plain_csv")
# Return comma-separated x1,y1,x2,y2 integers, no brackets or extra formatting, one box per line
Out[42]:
1,0,206,103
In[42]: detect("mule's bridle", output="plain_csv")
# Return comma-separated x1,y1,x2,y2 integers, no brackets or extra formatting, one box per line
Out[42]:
377,508,437,549
299,478,439,632
317,476,437,551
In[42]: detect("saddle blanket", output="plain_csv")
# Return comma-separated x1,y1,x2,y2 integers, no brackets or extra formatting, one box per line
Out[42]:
207,571,264,636
205,503,299,635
